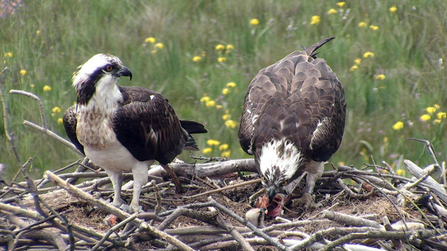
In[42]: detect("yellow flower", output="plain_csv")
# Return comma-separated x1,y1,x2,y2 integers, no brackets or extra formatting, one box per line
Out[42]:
151,50,157,54
203,147,213,154
363,51,375,58
310,15,320,25
30,84,35,88
358,22,367,28
369,25,379,31
200,96,211,103
437,112,446,119
396,169,405,176
337,2,345,7
327,9,337,14
221,150,231,158
434,119,442,124
226,82,237,88
375,74,386,80
5,52,13,58
389,5,397,13
206,100,216,107
225,119,238,128
338,161,345,166
216,105,223,109
207,139,221,146
349,65,359,72
434,104,441,109
43,85,52,92
226,44,234,50
52,106,62,113
383,137,388,143
222,114,231,120
154,43,164,49
250,18,260,26
354,58,362,65
57,118,63,125
36,30,40,35
420,114,431,121
217,57,227,62
222,88,230,95
215,44,225,51
20,69,27,76
145,37,156,43
193,56,203,62
392,121,404,130
426,107,436,114
219,144,229,151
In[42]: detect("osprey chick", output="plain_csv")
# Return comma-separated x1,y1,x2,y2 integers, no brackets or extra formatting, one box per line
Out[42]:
239,37,345,214
64,54,207,212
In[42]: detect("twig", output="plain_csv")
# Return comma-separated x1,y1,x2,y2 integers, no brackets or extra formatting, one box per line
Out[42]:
321,210,383,229
91,213,138,251
215,214,255,251
183,178,260,199
10,89,48,129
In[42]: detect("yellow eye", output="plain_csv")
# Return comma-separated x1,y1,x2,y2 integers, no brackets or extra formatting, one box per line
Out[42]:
261,176,267,182
105,65,113,72
281,180,288,186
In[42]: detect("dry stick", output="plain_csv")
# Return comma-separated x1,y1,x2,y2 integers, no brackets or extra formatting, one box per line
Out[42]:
44,170,194,251
91,213,138,251
320,210,384,229
9,89,48,129
208,197,287,251
336,178,375,199
404,164,439,190
215,213,254,251
183,178,261,199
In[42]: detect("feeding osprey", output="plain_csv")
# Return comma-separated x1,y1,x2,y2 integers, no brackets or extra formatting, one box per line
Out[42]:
239,37,345,214
64,54,207,212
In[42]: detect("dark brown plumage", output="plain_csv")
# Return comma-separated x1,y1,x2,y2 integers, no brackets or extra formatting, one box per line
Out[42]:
239,37,345,211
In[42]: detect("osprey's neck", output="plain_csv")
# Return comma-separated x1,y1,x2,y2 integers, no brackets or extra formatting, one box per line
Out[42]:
78,77,123,114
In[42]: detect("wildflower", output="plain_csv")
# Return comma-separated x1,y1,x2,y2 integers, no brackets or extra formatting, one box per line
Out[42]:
57,118,63,125
43,85,52,92
426,107,436,114
349,65,358,72
434,104,441,109
219,144,229,151
437,112,446,119
392,121,404,130
207,139,221,146
420,114,431,121
225,119,238,128
338,161,345,166
215,44,225,51
216,105,223,109
337,2,345,7
52,107,62,113
151,50,157,54
250,18,260,26
358,22,367,28
206,100,216,107
30,84,35,88
203,147,213,154
5,52,13,58
434,119,442,124
36,30,40,35
217,57,227,62
20,69,27,76
226,82,237,88
155,43,164,49
222,114,231,120
193,56,203,62
389,5,397,13
363,51,374,58
222,88,230,95
327,9,337,14
221,150,231,157
354,58,361,65
396,169,405,176
375,74,386,80
369,25,379,31
200,95,211,103
310,15,320,25
145,37,156,43
226,44,234,50
383,137,388,143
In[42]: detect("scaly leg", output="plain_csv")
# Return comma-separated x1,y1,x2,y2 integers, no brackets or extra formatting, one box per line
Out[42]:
292,160,324,208
129,162,150,213
105,169,124,207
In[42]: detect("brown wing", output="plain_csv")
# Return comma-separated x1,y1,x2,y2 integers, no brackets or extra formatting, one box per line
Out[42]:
113,86,188,165
63,105,85,155
239,37,345,161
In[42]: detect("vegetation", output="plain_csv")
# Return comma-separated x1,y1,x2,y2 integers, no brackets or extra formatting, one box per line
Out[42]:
1,0,446,180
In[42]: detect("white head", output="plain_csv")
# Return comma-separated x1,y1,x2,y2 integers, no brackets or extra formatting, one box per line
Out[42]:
72,54,132,108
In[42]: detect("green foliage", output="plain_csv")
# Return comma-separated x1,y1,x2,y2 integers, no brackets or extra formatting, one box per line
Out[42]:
1,0,446,180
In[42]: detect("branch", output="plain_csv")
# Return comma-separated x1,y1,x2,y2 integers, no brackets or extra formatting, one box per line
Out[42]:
10,89,48,129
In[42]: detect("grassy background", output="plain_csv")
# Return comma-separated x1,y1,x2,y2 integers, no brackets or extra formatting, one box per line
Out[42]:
1,0,446,180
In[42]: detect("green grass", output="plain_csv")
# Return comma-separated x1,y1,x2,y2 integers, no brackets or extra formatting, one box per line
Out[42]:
1,0,446,180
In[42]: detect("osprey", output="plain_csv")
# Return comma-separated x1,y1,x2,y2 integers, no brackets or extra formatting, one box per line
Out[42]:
64,54,207,212
239,37,345,212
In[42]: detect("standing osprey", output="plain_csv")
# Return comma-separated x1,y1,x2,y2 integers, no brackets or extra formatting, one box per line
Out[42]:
64,54,207,212
239,37,345,212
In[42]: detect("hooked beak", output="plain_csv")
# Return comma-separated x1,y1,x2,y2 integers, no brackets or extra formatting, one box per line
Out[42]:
118,66,132,81
267,187,276,203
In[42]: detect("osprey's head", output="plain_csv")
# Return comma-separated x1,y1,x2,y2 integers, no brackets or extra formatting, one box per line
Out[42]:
72,54,132,105
258,139,303,202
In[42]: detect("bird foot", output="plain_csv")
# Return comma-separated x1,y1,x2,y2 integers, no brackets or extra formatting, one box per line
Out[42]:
291,193,315,209
120,204,144,213
111,198,125,208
